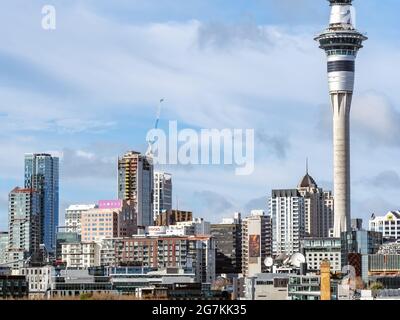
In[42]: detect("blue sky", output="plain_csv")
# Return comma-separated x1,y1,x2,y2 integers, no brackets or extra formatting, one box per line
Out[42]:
0,0,400,229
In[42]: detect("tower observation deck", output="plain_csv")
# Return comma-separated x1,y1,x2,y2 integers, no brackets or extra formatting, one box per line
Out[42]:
314,0,367,237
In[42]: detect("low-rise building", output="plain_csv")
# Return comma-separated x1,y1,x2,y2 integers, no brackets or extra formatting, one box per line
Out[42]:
287,275,321,300
0,275,28,299
115,235,215,283
61,242,100,268
301,237,341,273
245,273,289,300
369,211,400,241
20,266,54,298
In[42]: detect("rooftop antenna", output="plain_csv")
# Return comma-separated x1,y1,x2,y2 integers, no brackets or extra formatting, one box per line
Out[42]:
306,157,309,175
146,98,164,158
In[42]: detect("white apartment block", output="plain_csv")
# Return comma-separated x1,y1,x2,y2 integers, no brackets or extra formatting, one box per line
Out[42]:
242,210,272,277
65,204,97,234
369,211,400,240
269,189,305,256
301,238,341,273
99,238,118,267
153,172,172,221
61,242,100,268
20,266,54,298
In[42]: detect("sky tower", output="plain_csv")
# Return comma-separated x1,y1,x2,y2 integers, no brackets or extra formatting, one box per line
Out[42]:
315,0,367,237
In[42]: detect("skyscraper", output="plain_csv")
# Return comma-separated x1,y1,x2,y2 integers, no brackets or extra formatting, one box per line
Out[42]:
269,190,305,256
210,214,242,274
297,171,334,238
153,171,172,221
241,210,272,277
7,187,41,269
118,151,153,229
24,153,59,253
315,0,367,237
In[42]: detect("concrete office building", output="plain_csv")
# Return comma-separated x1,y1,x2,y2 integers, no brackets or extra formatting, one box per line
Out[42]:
0,232,8,265
153,172,172,221
65,204,97,234
242,210,272,277
118,151,153,229
369,211,400,241
315,0,367,237
211,214,242,274
24,153,59,252
115,235,215,283
245,273,289,300
269,190,305,256
7,187,41,269
297,171,334,238
61,242,100,268
301,238,342,273
81,200,137,242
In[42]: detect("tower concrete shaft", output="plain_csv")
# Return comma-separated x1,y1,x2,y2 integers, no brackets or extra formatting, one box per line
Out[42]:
315,0,367,237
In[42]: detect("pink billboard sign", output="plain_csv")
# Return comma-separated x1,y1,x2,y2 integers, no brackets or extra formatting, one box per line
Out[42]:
98,200,122,209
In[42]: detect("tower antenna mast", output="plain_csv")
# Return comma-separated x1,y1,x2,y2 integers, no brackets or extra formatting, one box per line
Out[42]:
146,98,164,157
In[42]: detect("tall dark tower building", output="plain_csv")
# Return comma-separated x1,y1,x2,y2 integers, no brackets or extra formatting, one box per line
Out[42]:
315,0,367,237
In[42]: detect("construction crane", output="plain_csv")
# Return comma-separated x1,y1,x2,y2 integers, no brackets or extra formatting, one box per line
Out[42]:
0,254,32,268
145,98,164,158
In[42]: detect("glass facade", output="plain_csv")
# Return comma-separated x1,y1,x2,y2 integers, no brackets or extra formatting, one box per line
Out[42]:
24,154,59,253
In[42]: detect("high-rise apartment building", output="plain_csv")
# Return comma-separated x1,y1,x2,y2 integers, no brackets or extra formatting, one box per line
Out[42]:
118,151,153,229
241,210,272,277
0,232,8,265
65,204,97,234
24,153,59,252
7,187,41,269
211,213,242,274
269,189,305,256
81,200,137,242
297,172,334,238
153,172,172,221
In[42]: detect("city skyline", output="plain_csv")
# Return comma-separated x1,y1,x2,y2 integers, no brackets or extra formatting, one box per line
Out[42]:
1,0,400,229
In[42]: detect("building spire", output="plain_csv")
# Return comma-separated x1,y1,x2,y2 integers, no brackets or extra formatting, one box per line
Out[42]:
306,157,309,175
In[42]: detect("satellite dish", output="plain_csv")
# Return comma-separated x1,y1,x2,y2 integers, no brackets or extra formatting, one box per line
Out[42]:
289,253,306,268
264,257,274,267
